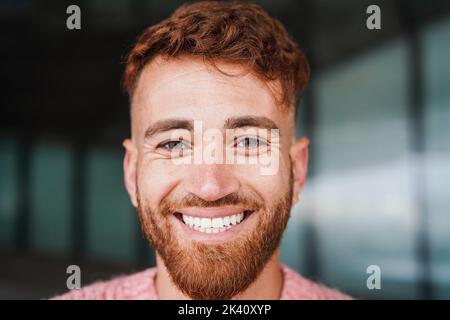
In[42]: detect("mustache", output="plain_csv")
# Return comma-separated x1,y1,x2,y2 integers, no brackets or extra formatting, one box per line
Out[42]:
158,192,264,215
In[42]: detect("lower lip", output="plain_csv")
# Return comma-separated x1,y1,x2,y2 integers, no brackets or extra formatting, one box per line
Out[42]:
175,213,253,243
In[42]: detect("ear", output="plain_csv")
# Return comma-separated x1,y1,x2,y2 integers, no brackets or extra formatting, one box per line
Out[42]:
289,137,309,205
123,139,138,207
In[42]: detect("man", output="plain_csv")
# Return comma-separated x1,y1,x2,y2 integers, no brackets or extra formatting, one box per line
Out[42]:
56,1,350,300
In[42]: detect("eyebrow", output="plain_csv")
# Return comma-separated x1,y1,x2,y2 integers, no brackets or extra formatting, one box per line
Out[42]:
144,119,193,140
144,116,279,140
224,116,279,131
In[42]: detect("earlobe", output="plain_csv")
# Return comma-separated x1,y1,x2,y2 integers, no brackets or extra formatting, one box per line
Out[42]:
289,137,309,205
123,139,138,207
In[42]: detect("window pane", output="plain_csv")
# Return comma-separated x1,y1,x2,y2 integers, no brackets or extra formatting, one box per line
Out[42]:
313,39,418,298
422,16,450,299
30,142,71,253
86,148,136,263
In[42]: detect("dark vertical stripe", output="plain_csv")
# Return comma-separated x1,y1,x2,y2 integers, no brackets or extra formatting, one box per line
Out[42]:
298,0,320,280
15,134,31,249
72,142,87,257
399,0,433,299
408,27,433,301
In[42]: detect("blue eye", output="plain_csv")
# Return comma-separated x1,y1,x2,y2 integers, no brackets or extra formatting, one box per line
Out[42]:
158,140,191,151
236,137,266,150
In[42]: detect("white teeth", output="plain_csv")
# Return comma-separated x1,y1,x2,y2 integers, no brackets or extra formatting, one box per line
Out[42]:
212,217,223,228
181,212,248,233
200,218,212,229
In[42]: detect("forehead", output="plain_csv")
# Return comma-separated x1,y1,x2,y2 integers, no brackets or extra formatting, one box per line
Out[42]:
131,56,293,132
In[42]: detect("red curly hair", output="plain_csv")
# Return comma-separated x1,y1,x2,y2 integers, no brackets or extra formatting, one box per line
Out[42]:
122,1,310,110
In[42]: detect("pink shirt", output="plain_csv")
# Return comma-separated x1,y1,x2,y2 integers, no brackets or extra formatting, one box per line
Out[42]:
53,264,351,300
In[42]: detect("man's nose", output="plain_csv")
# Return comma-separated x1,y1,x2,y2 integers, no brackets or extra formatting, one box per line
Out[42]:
184,164,240,202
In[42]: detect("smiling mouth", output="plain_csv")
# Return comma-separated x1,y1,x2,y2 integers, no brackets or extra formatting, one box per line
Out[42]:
174,210,253,234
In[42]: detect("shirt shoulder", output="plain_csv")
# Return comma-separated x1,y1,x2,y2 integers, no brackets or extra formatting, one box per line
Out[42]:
52,267,158,300
52,264,351,300
280,264,352,300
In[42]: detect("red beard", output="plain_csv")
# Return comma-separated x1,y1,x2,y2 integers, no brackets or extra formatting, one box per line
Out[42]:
136,174,293,300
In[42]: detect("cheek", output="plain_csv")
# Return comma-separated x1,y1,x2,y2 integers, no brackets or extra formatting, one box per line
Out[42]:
137,159,183,205
233,160,291,202
243,136,293,194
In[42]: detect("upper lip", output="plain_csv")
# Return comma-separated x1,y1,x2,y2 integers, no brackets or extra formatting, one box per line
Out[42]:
177,206,250,218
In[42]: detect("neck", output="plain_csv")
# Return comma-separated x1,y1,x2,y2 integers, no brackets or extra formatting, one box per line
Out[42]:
155,249,283,300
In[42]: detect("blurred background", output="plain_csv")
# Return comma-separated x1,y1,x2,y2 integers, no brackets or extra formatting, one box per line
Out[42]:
1,0,449,299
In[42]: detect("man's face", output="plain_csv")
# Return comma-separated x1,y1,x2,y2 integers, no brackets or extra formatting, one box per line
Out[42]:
123,56,308,299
